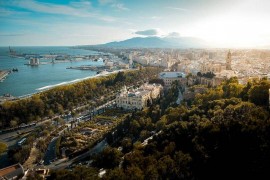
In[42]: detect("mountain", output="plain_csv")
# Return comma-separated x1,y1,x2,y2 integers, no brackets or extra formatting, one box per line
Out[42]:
92,36,207,48
101,37,174,48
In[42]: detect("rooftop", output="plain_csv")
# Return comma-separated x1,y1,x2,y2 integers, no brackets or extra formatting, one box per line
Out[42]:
159,72,186,78
0,163,24,179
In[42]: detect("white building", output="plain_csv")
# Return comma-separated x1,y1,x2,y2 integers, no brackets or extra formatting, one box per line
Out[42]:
29,58,39,66
116,84,162,110
159,72,187,88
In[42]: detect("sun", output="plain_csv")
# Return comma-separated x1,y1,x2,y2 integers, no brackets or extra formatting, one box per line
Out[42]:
183,13,270,48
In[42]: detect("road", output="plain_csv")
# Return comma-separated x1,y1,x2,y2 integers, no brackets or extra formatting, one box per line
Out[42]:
0,99,115,148
1,81,138,169
44,137,58,165
46,139,108,170
0,126,35,146
41,99,115,167
176,88,183,105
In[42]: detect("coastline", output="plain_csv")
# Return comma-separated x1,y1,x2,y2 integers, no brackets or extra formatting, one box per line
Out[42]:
36,69,130,91
17,69,132,99
0,46,132,101
0,46,107,98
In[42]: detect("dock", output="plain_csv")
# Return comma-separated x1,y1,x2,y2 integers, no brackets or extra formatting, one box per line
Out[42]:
66,66,105,71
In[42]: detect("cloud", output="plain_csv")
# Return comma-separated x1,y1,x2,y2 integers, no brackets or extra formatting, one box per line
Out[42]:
0,7,29,16
166,6,189,12
10,0,116,22
0,33,26,36
134,29,159,36
150,16,162,20
98,0,115,5
2,22,132,46
98,0,129,11
70,0,92,8
0,7,14,16
15,0,92,16
166,32,181,38
111,3,129,11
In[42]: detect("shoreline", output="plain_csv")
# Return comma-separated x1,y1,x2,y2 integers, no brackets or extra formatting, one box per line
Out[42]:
0,46,132,101
16,69,132,99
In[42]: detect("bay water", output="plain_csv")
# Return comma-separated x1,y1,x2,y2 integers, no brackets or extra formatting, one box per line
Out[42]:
0,46,103,97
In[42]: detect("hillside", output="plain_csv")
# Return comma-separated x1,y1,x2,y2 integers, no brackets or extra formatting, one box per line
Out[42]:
49,78,270,179
90,36,207,49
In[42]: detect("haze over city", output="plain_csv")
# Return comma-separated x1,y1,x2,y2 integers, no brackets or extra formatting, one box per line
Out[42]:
1,0,270,47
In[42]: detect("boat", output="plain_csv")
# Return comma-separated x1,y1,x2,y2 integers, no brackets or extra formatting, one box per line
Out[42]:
96,70,102,74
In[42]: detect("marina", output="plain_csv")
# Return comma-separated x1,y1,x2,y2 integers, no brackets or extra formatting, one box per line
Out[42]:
0,46,130,98
0,46,105,97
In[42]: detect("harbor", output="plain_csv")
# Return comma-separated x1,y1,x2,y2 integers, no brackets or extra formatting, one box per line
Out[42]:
0,46,132,99
0,46,105,97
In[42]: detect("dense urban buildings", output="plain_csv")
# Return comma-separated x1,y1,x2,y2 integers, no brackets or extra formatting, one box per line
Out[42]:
112,48,270,84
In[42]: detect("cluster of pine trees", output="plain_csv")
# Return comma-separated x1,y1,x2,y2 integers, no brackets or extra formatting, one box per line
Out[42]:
0,67,161,129
49,77,270,179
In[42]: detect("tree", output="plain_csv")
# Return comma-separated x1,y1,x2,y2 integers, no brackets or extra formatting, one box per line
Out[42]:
105,168,125,180
125,166,144,180
222,82,243,98
248,79,270,106
0,142,7,154
93,147,123,169
121,138,133,153
10,119,18,128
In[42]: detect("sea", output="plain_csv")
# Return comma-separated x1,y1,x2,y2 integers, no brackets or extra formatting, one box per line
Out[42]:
0,46,104,97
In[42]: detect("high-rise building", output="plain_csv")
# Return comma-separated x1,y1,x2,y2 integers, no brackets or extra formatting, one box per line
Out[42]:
226,50,232,70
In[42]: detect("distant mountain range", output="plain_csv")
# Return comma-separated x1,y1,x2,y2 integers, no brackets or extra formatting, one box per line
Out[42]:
91,36,208,49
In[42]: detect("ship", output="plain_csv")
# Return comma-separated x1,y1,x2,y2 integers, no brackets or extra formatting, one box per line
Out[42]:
9,46,16,56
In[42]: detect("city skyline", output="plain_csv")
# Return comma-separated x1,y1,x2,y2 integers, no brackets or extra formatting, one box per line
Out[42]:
1,0,270,48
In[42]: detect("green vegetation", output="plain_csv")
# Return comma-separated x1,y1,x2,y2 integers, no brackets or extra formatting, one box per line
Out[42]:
196,77,270,107
50,77,270,179
0,67,161,129
60,109,130,157
7,122,65,164
8,136,34,164
160,80,179,112
0,142,7,154
197,71,216,79
49,166,99,180
93,146,123,169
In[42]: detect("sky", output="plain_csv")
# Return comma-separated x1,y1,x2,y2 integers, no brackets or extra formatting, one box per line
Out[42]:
1,0,270,47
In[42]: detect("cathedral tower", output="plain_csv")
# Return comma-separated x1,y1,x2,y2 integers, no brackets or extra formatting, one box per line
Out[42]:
226,50,232,70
